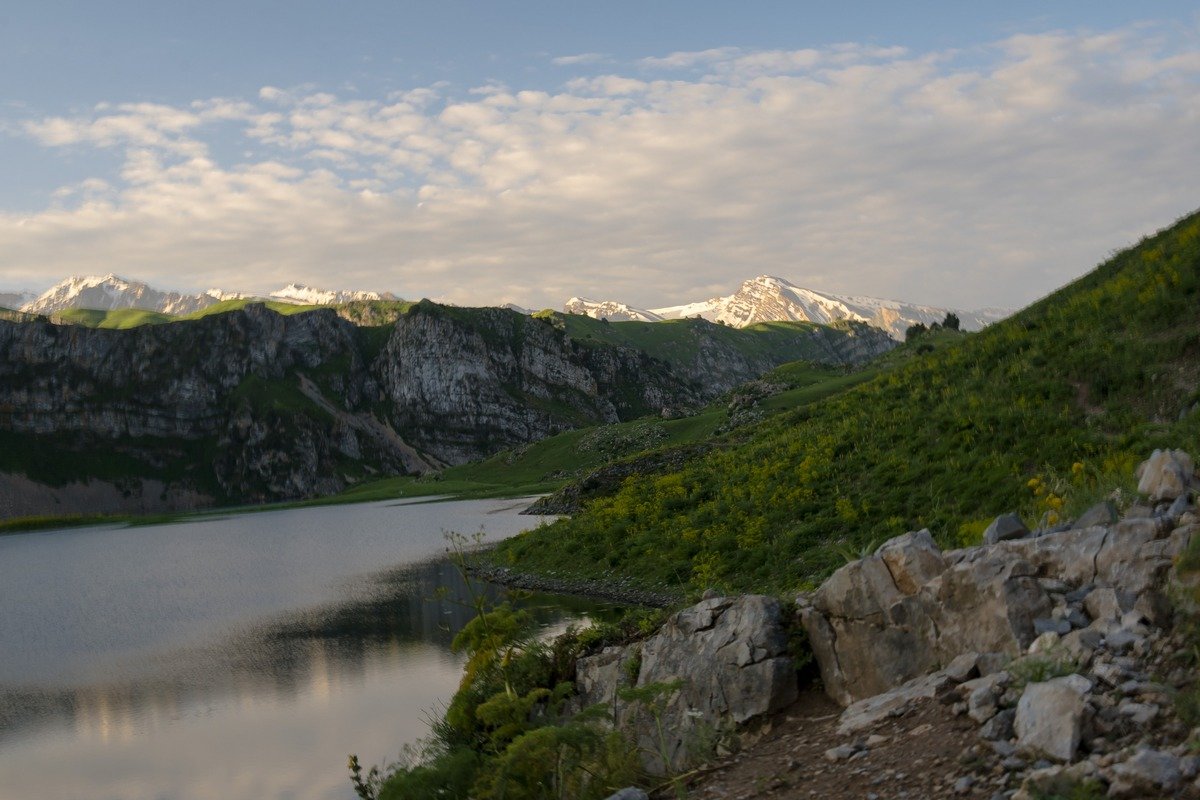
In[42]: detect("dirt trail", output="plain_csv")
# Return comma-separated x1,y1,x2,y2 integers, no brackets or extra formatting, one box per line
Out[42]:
687,689,1022,800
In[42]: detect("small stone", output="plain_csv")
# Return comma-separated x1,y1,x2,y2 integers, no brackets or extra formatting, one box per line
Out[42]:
991,740,1017,758
981,709,1017,742
944,652,981,683
1072,500,1118,529
1117,700,1159,726
1033,617,1071,636
1027,631,1061,654
983,512,1029,544
824,745,856,762
968,685,1000,723
1105,629,1140,654
1109,748,1182,797
954,775,975,794
1065,609,1090,629
1092,661,1124,686
865,734,889,747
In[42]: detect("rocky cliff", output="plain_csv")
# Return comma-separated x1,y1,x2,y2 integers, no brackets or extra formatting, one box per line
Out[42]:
0,300,878,517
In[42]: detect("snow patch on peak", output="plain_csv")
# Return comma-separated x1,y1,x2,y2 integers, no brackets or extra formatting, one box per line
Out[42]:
563,297,664,322
268,283,398,305
574,275,1011,340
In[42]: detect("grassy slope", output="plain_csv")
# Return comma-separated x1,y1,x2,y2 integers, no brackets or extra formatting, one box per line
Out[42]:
332,349,933,504
494,210,1200,595
48,299,323,329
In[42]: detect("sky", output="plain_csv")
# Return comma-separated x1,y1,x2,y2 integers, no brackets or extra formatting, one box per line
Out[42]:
2,1,1199,312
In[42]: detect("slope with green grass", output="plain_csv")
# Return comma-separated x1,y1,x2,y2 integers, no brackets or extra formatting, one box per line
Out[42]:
495,210,1200,595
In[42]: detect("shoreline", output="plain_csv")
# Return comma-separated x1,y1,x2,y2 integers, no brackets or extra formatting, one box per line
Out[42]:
467,561,681,608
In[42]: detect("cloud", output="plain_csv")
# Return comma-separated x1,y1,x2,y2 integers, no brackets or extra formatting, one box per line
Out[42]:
3,23,1200,313
639,47,742,70
552,53,606,66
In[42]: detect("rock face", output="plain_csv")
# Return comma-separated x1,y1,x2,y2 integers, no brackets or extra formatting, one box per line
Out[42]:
0,303,700,513
802,499,1196,706
575,595,798,775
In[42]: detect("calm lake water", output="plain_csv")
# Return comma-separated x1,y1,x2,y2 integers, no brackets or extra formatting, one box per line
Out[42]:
0,497,601,800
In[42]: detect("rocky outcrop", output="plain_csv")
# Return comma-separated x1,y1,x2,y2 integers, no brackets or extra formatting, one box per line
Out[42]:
574,595,798,775
799,506,1196,707
799,450,1200,799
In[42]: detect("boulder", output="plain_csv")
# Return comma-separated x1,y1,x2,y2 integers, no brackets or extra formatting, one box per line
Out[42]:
621,595,798,774
804,533,1050,705
1014,675,1091,762
1136,449,1194,501
984,512,1029,545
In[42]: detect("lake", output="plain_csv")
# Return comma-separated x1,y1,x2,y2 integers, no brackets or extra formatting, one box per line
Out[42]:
0,497,602,800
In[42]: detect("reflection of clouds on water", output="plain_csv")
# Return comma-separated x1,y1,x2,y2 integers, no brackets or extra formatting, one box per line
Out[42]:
1,558,600,746
0,498,603,799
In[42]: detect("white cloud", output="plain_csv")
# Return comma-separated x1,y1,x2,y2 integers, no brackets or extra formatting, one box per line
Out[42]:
3,24,1200,312
552,53,607,66
639,47,742,69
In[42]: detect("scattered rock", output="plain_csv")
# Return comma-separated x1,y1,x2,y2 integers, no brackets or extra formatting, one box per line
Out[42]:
1108,747,1182,797
1136,449,1194,501
1072,500,1118,529
1014,676,1090,762
984,512,1030,545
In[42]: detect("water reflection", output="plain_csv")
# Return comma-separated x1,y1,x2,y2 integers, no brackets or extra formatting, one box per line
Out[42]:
0,498,612,800
1,559,610,749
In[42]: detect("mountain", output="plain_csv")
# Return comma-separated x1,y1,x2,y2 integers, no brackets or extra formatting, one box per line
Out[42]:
565,275,1010,339
268,283,398,305
563,297,664,322
0,290,36,310
0,299,890,519
19,274,401,316
20,274,243,316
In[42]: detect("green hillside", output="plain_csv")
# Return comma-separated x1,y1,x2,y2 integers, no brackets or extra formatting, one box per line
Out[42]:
53,308,175,328
47,299,324,329
495,210,1200,595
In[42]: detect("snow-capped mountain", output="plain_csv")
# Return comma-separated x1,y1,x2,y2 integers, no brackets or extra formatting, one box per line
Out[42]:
563,298,664,323
20,274,243,316
19,275,400,315
269,283,398,305
0,290,36,310
565,276,1010,340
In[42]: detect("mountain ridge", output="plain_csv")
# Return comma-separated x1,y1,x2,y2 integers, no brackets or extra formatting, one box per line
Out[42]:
18,274,399,316
566,275,1010,340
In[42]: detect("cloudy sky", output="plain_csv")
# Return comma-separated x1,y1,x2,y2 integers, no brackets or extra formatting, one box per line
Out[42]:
2,1,1199,311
